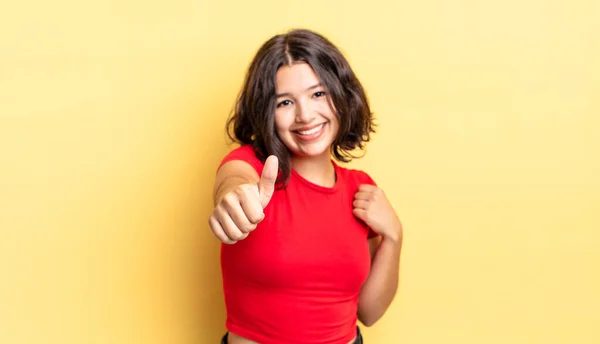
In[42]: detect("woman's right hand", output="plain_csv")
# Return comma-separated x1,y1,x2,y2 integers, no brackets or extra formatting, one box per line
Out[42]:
208,155,278,244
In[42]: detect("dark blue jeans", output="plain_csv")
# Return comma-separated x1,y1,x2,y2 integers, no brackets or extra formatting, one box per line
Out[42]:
221,326,364,343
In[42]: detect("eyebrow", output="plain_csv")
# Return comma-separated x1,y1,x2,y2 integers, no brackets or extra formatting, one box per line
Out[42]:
276,83,323,98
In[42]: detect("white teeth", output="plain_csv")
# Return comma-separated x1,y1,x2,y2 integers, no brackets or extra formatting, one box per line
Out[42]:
298,124,324,135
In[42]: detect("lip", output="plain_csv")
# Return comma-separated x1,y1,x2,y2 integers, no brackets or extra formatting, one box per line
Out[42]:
293,122,327,142
293,123,326,132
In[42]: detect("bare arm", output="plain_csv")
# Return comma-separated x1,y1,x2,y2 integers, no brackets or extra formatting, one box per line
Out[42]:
212,160,260,206
357,234,402,326
352,183,403,327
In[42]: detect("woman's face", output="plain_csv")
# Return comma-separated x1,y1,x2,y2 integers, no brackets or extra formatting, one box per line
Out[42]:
273,62,339,160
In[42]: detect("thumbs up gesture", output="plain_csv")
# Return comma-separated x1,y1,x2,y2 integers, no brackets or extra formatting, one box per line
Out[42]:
208,155,279,244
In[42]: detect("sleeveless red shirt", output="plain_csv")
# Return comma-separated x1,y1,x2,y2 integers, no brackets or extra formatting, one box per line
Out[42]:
218,145,378,344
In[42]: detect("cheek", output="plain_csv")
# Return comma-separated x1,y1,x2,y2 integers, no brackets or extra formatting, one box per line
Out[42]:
330,121,340,137
318,101,336,119
327,112,340,131
274,109,294,131
323,97,337,115
328,118,340,139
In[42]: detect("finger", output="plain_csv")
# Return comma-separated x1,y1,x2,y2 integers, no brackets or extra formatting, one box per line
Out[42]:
353,208,368,221
238,186,265,224
223,197,257,233
258,155,279,208
215,206,246,241
358,184,378,192
353,199,370,210
220,190,258,231
354,191,372,201
208,215,236,244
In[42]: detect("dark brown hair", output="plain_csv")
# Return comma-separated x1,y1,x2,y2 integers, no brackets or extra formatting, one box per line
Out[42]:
226,28,376,186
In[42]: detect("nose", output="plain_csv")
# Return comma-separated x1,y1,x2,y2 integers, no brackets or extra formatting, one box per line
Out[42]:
295,100,316,123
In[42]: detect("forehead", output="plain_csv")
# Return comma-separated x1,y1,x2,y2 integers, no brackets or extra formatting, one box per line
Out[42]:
275,62,321,93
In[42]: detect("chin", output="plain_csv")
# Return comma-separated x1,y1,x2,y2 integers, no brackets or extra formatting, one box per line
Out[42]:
292,143,332,158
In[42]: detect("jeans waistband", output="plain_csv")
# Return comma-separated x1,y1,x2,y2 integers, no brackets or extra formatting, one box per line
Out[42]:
221,326,363,344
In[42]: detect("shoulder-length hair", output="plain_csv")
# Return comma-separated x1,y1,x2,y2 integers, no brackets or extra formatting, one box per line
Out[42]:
226,28,376,186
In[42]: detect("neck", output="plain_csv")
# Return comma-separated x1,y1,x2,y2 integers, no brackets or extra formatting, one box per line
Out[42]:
291,153,336,187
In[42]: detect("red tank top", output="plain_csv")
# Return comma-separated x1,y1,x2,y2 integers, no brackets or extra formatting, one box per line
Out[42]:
218,145,378,344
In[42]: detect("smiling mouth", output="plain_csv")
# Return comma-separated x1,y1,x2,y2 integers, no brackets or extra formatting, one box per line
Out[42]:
295,123,325,135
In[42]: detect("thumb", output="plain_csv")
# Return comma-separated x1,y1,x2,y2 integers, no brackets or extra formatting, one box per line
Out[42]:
258,155,278,208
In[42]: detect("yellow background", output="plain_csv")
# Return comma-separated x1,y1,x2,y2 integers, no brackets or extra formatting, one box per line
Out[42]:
1,0,599,343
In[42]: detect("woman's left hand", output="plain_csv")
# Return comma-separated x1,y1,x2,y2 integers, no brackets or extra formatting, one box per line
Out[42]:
353,184,403,243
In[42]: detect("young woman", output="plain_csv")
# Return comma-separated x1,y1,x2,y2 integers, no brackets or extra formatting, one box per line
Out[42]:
208,28,403,344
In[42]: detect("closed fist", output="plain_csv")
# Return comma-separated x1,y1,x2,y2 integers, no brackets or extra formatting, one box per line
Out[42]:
353,184,403,242
208,155,278,244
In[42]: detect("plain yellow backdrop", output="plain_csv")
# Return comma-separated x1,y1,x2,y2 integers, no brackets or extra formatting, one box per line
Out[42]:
1,0,599,343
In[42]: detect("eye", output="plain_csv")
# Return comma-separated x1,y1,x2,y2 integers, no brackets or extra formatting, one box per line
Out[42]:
276,100,292,108
313,91,326,98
